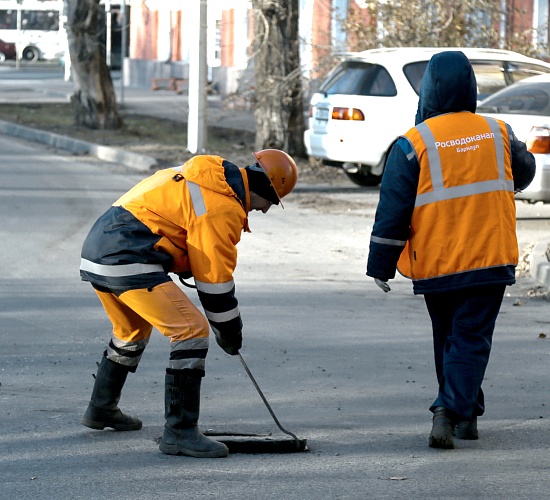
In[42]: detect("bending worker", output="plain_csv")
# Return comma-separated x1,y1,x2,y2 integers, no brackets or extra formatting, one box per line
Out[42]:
79,149,298,458
367,51,535,449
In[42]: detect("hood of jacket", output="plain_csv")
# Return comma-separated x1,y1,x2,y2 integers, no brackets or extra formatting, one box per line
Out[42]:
180,154,250,220
415,51,477,125
180,155,239,196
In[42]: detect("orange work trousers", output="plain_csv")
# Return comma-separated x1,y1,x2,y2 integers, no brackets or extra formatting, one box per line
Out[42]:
94,280,210,372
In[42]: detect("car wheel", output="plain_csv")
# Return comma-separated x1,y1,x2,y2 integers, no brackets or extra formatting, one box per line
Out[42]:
22,46,40,62
0,52,6,63
344,170,382,187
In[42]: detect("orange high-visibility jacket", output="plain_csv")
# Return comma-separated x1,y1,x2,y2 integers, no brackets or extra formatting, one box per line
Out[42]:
397,111,518,283
80,155,251,338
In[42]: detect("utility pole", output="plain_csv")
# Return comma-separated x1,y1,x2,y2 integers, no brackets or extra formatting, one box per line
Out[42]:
105,0,111,67
120,0,126,105
187,0,208,154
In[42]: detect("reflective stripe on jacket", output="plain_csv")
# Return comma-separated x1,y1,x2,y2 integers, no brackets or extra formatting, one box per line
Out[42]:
80,155,250,338
397,112,518,284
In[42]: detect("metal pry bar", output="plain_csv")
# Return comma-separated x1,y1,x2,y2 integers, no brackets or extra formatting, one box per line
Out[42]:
238,353,301,450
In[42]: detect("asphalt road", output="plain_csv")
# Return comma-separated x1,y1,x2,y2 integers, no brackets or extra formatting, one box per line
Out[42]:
2,132,550,499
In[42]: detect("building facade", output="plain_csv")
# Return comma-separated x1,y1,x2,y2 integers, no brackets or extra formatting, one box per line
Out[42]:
122,0,548,96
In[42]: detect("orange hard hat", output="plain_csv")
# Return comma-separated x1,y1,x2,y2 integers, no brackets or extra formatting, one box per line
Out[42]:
252,149,298,208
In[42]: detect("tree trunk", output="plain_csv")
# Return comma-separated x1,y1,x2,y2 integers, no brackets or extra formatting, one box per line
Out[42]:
66,0,121,129
252,0,306,157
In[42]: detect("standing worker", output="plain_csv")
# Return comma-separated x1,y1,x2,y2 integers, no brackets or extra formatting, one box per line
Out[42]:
79,150,298,458
366,51,535,449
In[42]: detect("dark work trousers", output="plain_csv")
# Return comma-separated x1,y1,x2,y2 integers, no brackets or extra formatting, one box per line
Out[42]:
424,284,506,420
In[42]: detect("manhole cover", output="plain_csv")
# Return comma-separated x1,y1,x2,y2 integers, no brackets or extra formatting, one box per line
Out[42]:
204,431,308,454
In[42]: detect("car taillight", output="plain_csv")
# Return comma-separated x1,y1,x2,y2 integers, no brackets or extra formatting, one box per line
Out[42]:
526,126,550,154
331,107,365,121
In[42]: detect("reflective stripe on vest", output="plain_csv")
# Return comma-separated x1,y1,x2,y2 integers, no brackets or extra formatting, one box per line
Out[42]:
186,181,207,217
397,113,518,281
414,116,514,207
170,167,207,217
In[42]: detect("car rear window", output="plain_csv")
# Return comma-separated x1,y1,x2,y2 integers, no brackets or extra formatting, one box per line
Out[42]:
403,62,428,94
319,61,397,97
478,85,550,115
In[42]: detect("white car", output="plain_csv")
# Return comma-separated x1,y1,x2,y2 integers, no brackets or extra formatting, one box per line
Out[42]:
304,47,550,186
478,73,550,203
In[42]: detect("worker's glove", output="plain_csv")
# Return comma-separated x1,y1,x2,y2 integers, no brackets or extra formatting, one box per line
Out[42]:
215,331,242,356
374,278,391,293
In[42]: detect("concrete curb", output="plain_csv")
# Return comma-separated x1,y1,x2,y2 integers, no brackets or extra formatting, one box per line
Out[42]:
530,241,550,288
0,119,157,172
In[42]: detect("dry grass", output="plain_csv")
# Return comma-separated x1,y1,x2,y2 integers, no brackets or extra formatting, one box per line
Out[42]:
0,102,346,183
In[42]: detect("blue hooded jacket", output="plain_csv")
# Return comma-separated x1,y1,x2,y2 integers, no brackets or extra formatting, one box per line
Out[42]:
414,51,477,124
366,50,536,293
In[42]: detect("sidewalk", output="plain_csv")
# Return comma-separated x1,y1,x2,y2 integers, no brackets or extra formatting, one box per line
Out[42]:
0,68,256,132
0,69,256,171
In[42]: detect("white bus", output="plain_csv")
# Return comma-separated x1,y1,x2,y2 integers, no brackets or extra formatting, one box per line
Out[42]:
0,0,63,62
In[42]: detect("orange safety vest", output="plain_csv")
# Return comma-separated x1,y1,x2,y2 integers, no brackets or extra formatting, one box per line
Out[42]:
397,112,518,281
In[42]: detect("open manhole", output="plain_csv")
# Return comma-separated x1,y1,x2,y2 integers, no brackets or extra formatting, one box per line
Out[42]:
204,431,308,454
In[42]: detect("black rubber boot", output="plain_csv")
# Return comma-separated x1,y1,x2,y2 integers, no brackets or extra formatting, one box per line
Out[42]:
429,407,455,449
81,353,142,431
455,417,478,440
159,369,229,458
